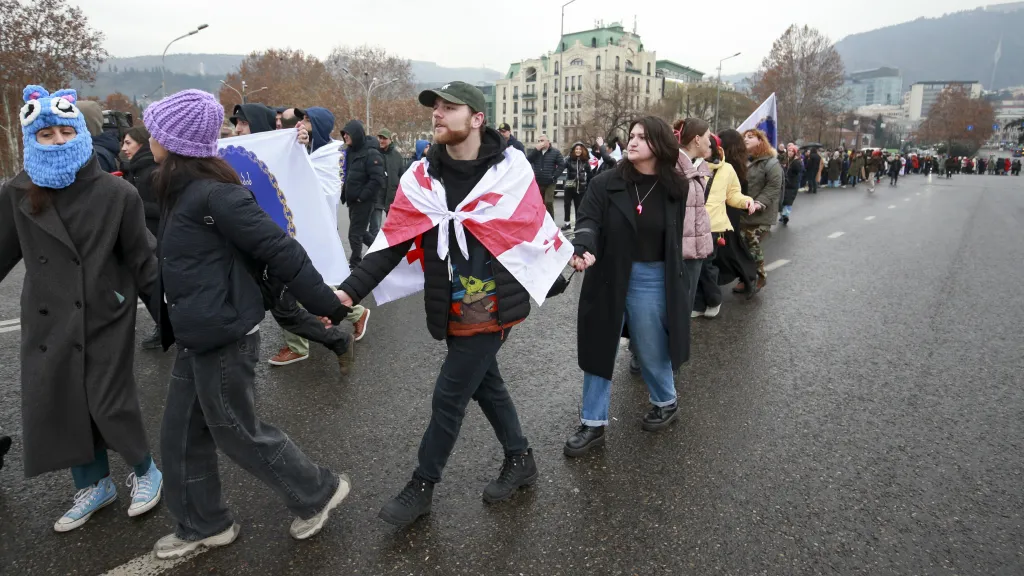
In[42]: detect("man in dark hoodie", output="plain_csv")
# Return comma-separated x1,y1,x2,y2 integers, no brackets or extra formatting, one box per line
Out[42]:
230,103,277,135
376,128,405,227
340,120,385,267
78,101,121,173
498,122,525,155
337,81,537,528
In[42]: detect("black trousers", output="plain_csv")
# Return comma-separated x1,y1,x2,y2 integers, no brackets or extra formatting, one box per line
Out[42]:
808,178,817,194
414,330,529,484
563,186,583,222
269,287,351,355
347,201,376,265
693,244,722,312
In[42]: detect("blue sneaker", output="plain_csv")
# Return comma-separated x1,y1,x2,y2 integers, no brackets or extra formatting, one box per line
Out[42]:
127,461,163,517
54,476,117,532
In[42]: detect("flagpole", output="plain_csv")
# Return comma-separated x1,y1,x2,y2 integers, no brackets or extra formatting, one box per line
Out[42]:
991,35,1002,90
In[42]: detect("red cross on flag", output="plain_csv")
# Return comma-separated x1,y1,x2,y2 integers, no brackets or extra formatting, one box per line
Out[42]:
365,149,574,305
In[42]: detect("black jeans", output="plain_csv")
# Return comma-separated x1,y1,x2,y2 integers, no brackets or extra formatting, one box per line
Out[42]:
347,201,376,266
808,178,817,194
414,330,529,484
693,245,722,313
563,186,582,222
269,286,351,355
161,331,338,539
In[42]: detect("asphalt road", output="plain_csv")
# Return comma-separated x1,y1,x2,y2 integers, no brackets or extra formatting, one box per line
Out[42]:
1,172,1022,575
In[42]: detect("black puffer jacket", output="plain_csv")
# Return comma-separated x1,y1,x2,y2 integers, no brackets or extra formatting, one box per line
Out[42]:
124,145,160,237
157,178,347,353
340,120,385,205
339,128,531,340
565,142,593,191
527,146,566,186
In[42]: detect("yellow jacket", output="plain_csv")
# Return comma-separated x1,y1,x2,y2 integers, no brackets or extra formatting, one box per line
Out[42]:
705,161,753,232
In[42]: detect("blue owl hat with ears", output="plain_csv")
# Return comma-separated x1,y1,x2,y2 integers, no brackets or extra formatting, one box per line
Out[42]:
20,85,93,189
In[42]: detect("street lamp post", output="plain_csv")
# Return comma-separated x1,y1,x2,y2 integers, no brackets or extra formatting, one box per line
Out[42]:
340,68,396,128
559,0,577,147
714,52,741,132
219,80,268,104
161,24,209,97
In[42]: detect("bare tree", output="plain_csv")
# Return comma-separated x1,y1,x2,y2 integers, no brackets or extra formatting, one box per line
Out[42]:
578,75,651,145
655,82,757,128
917,86,995,154
324,45,416,127
0,0,106,177
750,25,846,143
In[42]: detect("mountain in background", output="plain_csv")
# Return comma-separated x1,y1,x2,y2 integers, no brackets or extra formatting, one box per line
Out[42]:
76,54,502,100
834,3,1023,90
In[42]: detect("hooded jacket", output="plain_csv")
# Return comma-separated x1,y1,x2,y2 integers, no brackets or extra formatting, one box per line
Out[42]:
340,120,385,205
339,127,532,340
232,104,276,134
677,151,714,260
78,101,120,173
380,142,405,210
414,139,430,160
304,107,335,152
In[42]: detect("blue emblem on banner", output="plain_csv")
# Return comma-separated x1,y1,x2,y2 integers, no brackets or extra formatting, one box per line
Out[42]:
218,145,296,237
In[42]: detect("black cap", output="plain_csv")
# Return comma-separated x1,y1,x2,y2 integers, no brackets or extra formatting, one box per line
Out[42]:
229,104,247,127
292,108,307,120
418,81,486,115
498,122,512,132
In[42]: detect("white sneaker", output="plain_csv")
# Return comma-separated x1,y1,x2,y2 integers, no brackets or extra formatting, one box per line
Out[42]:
289,473,351,540
691,310,703,318
153,523,241,560
703,304,721,318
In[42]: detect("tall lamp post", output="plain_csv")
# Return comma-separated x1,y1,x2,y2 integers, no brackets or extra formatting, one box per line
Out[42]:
220,80,267,105
559,0,577,147
340,68,396,128
714,51,741,132
162,24,209,97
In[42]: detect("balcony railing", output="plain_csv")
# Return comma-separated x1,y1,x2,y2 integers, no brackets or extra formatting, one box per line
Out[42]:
522,108,537,114
523,123,537,129
625,66,642,74
513,94,519,100
522,93,537,100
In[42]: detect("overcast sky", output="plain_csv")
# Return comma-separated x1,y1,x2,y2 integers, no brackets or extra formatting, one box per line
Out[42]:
80,0,994,76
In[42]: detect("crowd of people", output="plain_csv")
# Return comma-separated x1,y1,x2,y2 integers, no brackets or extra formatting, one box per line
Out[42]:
7,76,972,562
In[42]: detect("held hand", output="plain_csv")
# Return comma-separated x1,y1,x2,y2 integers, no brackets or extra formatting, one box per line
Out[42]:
746,199,758,215
570,252,596,271
754,201,766,212
297,127,310,146
335,290,353,308
319,316,333,328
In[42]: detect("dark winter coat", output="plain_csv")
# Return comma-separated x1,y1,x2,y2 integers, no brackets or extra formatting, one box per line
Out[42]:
565,144,593,192
783,156,804,206
304,107,335,153
805,152,822,176
156,178,348,353
572,169,693,380
340,120,385,205
741,155,783,227
92,131,122,173
527,146,566,186
124,145,160,237
339,128,532,340
0,158,158,476
233,103,276,134
505,134,526,155
381,142,405,209
827,157,842,180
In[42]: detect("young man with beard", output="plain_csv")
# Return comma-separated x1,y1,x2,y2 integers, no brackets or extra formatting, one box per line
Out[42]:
337,82,539,527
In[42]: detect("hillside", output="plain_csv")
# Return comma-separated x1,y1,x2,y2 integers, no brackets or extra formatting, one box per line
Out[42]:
834,4,1024,90
77,54,501,100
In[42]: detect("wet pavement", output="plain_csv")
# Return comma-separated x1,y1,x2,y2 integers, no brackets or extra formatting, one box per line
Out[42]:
1,172,1022,575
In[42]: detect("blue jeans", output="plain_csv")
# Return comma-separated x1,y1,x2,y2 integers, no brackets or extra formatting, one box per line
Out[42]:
829,180,840,188
581,262,677,426
781,205,793,217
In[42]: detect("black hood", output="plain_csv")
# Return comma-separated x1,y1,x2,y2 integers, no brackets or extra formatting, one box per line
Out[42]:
232,104,276,134
427,127,507,179
93,131,120,155
341,119,367,151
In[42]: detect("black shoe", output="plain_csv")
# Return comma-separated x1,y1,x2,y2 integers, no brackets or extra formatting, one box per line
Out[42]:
141,330,162,350
745,279,760,300
641,403,679,432
629,354,641,375
0,435,10,471
563,425,605,458
482,448,538,503
780,215,789,226
560,223,572,231
378,478,433,527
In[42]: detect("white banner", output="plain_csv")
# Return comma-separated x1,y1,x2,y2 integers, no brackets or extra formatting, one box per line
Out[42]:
217,129,350,285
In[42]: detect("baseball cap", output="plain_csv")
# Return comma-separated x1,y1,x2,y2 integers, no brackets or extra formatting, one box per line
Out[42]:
418,81,485,115
498,122,512,132
378,128,394,139
229,104,247,126
291,108,307,120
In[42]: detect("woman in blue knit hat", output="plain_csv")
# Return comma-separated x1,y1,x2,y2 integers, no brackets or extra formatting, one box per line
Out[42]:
0,85,164,531
143,89,352,559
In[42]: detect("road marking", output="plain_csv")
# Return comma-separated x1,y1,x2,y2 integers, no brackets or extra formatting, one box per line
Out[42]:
764,259,790,272
0,303,145,335
102,549,212,576
828,232,845,239
0,318,19,326
888,205,896,209
915,192,921,196
0,325,19,334
864,216,876,221
903,198,911,202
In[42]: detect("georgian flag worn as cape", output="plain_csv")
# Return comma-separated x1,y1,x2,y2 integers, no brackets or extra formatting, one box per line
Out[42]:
367,148,573,306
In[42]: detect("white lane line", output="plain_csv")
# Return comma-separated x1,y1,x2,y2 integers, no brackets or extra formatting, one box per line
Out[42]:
0,318,19,326
888,205,897,209
102,549,211,576
903,198,911,202
0,303,145,335
0,325,19,334
915,192,921,196
864,216,876,221
828,231,845,239
764,259,790,272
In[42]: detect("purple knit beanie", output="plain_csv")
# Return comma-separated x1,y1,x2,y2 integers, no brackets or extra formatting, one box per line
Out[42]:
144,89,223,158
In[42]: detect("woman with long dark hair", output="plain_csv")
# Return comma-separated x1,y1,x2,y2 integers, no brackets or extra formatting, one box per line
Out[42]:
713,129,761,296
142,89,352,559
122,124,163,349
563,141,593,231
564,116,706,456
1,85,163,532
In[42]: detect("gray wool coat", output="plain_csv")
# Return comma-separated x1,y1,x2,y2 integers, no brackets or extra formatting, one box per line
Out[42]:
0,157,159,477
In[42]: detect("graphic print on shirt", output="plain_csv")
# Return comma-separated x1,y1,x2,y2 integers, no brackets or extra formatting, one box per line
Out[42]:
449,238,499,331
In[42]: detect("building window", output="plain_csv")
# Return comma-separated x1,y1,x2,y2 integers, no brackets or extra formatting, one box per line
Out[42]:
513,86,518,97
647,62,651,75
571,76,575,90
645,79,650,93
596,56,601,70
554,61,559,75
503,103,507,114
554,113,558,126
607,37,613,45
625,59,633,71
554,129,558,143
591,37,597,48
615,56,620,70
513,118,518,128
526,67,537,82
565,77,569,91
543,82,547,97
543,99,548,112
570,58,584,67
503,87,506,100
514,102,518,113
543,116,547,129
614,74,619,89
578,75,583,90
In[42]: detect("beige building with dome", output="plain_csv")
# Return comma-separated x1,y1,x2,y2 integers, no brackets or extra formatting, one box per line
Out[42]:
492,22,703,148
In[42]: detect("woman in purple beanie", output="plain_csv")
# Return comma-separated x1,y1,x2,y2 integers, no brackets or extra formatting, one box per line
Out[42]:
143,89,352,559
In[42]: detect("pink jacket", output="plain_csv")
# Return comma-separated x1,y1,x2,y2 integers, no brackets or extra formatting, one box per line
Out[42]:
676,151,713,260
